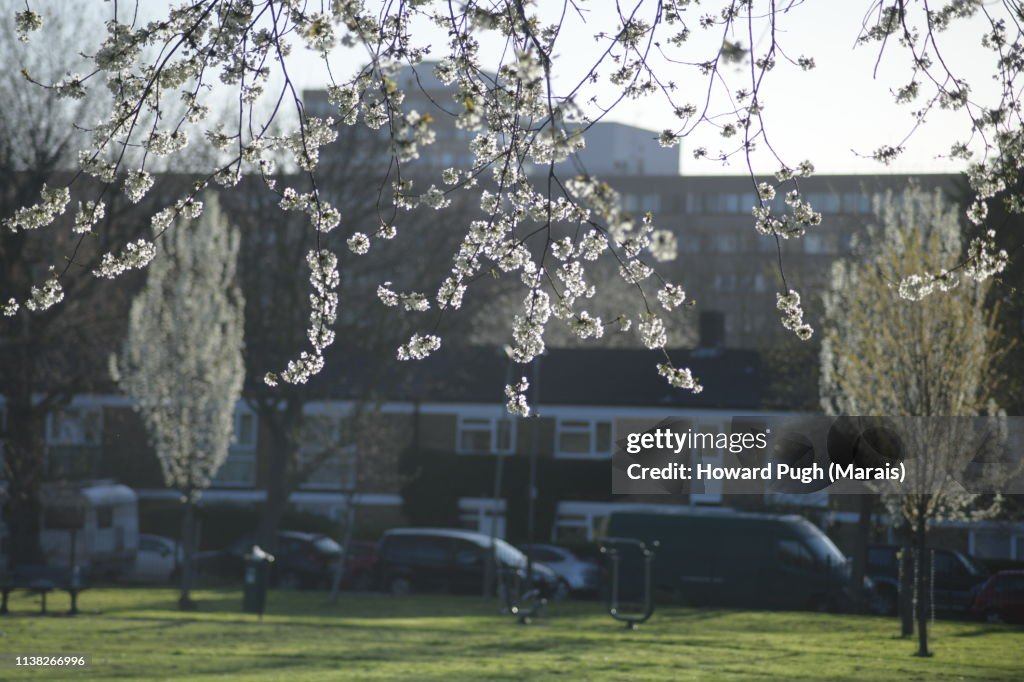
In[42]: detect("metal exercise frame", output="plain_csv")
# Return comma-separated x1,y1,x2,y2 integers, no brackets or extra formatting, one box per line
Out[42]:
500,566,548,624
600,537,658,629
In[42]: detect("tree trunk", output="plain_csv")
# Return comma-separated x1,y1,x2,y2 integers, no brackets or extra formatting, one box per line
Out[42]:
899,524,914,637
3,387,46,568
850,493,874,613
914,512,931,657
257,399,302,553
258,433,289,552
178,499,197,610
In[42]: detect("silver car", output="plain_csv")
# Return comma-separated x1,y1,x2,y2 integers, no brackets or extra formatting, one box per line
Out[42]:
520,544,600,596
123,534,183,584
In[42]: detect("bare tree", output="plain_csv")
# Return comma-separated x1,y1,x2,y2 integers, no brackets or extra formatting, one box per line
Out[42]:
820,187,1011,655
113,193,245,609
0,0,130,567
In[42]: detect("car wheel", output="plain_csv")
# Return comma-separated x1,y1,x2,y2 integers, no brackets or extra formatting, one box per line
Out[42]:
553,579,570,601
389,576,412,596
879,587,898,616
278,571,303,590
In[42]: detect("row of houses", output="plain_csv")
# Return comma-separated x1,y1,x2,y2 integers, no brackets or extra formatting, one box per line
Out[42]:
3,345,1022,561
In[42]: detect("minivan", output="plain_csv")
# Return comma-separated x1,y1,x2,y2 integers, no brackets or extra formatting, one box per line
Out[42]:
606,508,857,611
374,528,563,597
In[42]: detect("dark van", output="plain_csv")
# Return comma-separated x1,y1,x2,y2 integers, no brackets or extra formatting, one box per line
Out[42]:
607,508,856,611
374,528,562,597
866,544,989,615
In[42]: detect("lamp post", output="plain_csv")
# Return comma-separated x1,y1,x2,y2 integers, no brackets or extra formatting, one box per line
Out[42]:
524,355,541,595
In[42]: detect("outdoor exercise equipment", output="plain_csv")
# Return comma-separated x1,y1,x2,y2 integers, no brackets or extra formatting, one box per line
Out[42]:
600,537,658,629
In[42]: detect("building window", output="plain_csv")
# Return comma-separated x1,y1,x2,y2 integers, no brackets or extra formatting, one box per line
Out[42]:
299,415,357,490
214,408,258,487
713,273,737,291
803,234,826,254
712,233,738,252
456,416,514,455
458,497,507,537
842,192,872,214
641,193,661,212
971,530,1024,560
46,407,102,446
685,192,700,213
681,235,701,254
807,192,840,213
758,235,778,252
556,419,613,458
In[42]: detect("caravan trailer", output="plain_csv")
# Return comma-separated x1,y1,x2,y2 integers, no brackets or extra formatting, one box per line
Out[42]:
39,482,139,576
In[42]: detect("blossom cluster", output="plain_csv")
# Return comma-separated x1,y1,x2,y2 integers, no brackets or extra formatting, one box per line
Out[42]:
397,333,442,361
265,250,339,386
25,269,64,312
2,185,69,232
504,377,530,417
776,290,813,340
657,363,702,392
94,239,157,279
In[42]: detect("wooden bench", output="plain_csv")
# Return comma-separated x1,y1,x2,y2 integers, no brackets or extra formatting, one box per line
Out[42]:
0,565,90,615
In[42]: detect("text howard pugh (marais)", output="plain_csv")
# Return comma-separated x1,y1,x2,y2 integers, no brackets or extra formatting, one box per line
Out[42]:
625,459,905,484
611,416,1024,496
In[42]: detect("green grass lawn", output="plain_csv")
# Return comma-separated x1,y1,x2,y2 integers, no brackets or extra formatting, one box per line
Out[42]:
0,587,1020,680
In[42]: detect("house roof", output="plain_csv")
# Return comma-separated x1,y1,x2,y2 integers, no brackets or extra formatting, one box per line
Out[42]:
317,346,763,410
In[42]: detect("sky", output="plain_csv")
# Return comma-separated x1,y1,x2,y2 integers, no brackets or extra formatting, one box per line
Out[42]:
27,0,1002,177
273,1,1001,177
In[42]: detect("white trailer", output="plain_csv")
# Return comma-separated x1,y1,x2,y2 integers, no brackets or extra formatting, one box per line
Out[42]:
39,482,139,576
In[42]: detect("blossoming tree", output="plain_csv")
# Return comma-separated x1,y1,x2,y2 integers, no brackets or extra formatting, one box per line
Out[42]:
5,0,1018,415
113,192,245,609
820,187,1011,655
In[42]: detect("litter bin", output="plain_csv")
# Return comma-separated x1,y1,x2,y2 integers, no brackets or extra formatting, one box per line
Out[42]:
243,545,275,617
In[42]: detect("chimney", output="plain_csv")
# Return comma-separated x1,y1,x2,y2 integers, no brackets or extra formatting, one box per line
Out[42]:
698,311,726,349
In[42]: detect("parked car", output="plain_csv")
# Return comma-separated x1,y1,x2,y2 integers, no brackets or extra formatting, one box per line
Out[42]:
519,543,600,596
970,570,1024,623
122,534,182,584
607,508,862,612
866,544,989,615
220,531,343,589
339,541,377,590
374,528,563,598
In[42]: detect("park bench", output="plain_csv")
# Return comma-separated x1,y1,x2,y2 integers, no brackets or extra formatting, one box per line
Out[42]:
0,564,90,615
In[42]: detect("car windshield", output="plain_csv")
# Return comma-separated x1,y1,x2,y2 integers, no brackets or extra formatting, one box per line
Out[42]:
313,537,342,555
958,553,986,576
803,532,847,567
493,539,526,568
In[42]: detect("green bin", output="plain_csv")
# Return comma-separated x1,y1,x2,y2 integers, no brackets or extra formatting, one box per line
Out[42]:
243,546,275,616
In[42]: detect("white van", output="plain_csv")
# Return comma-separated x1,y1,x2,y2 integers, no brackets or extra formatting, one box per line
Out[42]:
39,482,139,576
